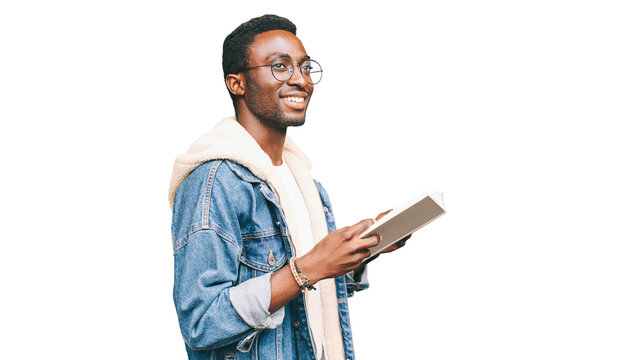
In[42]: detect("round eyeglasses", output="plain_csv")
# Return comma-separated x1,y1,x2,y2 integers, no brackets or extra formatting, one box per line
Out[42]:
241,58,323,85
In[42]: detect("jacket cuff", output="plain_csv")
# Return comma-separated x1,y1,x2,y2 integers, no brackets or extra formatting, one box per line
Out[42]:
229,272,285,329
345,264,370,297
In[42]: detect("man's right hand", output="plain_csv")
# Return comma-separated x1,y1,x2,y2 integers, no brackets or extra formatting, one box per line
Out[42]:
269,219,379,313
296,219,380,285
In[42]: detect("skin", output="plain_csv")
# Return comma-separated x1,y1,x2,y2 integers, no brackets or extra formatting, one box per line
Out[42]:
225,30,312,166
225,30,409,313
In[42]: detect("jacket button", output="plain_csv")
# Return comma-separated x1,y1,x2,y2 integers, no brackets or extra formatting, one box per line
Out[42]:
267,250,276,266
292,320,300,329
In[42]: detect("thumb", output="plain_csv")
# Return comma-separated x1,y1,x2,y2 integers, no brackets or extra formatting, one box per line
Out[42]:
347,219,374,239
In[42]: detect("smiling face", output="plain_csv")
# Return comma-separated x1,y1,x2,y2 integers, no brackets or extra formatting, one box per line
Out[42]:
242,30,314,129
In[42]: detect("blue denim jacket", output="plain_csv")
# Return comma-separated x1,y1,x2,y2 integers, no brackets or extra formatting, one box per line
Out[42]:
171,159,368,360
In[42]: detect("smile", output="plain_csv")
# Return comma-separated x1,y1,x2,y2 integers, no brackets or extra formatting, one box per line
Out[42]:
281,96,305,103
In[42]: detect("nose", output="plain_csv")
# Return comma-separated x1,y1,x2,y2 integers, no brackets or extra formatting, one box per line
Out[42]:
286,62,308,87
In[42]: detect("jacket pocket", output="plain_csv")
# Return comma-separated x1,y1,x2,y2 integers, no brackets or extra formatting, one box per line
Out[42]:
239,230,287,273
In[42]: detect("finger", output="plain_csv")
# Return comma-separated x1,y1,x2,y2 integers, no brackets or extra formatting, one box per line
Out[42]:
388,239,408,251
348,235,380,254
345,219,374,239
381,236,410,253
375,209,393,221
355,249,372,262
363,253,380,264
381,244,399,253
356,234,381,249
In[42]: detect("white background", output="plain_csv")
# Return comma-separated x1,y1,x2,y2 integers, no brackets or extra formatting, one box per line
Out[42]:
1,1,634,359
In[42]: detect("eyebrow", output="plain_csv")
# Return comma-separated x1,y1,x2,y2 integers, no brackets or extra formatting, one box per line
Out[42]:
265,52,311,61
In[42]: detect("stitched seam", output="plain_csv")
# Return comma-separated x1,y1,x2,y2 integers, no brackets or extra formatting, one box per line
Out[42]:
226,161,262,184
259,184,282,209
188,224,239,251
314,179,332,207
238,255,287,272
173,239,187,253
276,323,281,360
172,232,188,253
189,223,235,243
242,229,281,239
185,329,247,352
203,160,222,225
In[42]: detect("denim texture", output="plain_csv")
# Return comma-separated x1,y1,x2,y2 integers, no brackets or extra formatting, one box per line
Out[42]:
172,159,368,360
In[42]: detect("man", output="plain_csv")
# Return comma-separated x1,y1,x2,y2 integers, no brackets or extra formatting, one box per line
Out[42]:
168,15,407,360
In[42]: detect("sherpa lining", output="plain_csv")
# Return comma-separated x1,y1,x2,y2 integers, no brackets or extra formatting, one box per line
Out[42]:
168,117,345,360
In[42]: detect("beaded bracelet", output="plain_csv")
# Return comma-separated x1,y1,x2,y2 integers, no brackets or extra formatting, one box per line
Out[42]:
289,256,316,293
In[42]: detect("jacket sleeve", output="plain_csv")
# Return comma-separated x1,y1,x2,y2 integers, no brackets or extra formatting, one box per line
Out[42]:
173,228,250,350
345,265,370,297
172,162,283,351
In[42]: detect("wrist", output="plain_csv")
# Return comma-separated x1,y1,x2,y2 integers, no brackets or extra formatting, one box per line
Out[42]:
295,254,322,286
290,257,316,292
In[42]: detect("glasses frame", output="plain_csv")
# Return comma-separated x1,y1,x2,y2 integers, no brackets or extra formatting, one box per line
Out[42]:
241,59,323,85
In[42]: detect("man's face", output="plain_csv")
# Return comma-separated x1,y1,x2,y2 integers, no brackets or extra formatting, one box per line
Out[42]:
243,30,314,129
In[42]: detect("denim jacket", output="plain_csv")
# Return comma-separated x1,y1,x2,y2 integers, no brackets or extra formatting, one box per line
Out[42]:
169,118,368,360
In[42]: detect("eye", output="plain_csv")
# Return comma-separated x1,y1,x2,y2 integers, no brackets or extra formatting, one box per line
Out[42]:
271,61,289,72
301,61,319,75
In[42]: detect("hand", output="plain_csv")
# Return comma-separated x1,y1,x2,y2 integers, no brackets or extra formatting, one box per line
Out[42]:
297,219,380,284
374,209,411,255
269,219,377,313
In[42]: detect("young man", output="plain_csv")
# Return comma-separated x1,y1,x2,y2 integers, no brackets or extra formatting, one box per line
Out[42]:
168,15,407,360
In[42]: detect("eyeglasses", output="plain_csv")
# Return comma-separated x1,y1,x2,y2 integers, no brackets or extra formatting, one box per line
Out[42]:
241,58,323,85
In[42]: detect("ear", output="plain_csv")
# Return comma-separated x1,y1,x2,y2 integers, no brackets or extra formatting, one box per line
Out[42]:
226,73,245,97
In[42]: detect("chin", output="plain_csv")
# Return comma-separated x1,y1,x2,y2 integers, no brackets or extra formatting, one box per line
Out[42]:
256,107,307,129
274,112,306,128
284,117,305,127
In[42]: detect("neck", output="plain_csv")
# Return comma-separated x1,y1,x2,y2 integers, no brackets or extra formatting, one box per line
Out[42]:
236,112,287,166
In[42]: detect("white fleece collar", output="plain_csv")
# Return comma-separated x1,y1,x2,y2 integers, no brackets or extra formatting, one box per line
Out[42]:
168,116,312,209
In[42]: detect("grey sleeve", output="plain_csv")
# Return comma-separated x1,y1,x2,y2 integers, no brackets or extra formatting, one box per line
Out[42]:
228,272,285,329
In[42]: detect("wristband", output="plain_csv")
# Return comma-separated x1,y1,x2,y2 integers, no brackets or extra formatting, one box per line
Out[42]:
289,257,316,293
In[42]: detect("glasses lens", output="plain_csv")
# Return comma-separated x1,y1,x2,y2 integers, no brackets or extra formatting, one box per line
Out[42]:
269,58,323,84
301,60,322,85
270,58,292,82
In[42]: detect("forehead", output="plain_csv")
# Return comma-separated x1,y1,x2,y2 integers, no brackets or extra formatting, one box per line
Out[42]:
248,30,308,63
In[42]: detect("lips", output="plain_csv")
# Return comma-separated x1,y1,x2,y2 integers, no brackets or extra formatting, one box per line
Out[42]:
280,93,309,109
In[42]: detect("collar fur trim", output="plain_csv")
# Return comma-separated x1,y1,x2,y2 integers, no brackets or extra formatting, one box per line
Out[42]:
168,116,311,208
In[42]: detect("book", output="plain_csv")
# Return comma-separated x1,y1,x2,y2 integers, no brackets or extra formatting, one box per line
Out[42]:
360,192,446,262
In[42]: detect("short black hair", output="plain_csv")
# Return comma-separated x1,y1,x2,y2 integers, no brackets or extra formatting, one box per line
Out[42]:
222,14,297,79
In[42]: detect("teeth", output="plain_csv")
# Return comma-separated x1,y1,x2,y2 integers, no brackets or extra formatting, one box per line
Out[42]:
283,96,304,103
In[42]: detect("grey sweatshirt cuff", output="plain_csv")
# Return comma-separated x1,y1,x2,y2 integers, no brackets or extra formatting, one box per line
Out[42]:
228,272,285,329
